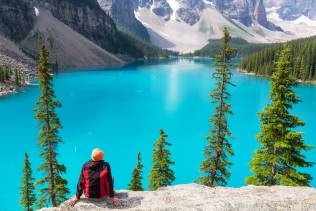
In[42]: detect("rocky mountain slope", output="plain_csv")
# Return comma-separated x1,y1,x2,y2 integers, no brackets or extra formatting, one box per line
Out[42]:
0,0,126,69
0,35,36,96
40,184,316,211
99,0,316,53
20,9,125,70
31,0,120,53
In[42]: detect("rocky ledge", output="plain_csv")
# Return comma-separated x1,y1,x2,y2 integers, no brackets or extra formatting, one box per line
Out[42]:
40,184,316,211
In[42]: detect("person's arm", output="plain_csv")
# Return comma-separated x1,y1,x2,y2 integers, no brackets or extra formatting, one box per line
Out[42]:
69,166,85,206
107,163,114,197
76,166,86,199
106,163,120,206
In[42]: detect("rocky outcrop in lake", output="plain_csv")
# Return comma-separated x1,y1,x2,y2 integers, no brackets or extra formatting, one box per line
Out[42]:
0,35,36,97
39,184,316,211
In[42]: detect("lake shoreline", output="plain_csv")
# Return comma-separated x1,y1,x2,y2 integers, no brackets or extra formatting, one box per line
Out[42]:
0,57,176,97
2,59,315,98
239,69,316,85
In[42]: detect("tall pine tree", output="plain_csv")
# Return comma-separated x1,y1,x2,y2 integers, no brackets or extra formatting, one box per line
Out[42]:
299,57,306,81
148,129,175,190
198,27,235,187
246,44,313,186
20,153,36,211
35,46,69,207
15,69,20,86
128,152,144,191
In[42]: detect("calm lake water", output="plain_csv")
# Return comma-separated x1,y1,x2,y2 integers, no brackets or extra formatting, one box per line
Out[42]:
0,58,315,210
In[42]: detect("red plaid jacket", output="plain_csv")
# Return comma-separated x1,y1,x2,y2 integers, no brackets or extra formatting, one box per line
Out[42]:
76,160,114,199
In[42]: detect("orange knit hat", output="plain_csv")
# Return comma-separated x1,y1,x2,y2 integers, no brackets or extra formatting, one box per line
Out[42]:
91,148,104,161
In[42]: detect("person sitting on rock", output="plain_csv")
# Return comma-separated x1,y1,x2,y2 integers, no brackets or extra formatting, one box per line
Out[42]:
69,148,120,206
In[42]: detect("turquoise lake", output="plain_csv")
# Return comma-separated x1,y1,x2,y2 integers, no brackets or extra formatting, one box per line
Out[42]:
0,58,315,210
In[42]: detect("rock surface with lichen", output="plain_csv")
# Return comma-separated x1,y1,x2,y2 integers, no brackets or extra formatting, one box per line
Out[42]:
39,184,316,211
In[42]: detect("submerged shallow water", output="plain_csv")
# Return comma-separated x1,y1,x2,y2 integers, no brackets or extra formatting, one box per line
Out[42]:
0,58,315,210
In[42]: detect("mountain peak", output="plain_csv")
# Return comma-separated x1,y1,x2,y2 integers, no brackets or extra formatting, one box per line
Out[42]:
254,0,268,26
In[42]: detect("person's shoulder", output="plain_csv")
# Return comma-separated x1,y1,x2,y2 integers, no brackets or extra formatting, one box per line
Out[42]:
103,161,111,168
82,160,93,168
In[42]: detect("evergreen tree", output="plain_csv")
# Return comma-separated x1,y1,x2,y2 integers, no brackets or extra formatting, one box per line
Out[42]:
148,129,175,190
293,57,301,78
246,44,313,186
0,66,11,83
5,66,10,80
0,66,4,83
15,69,20,86
198,27,235,187
128,152,144,191
299,57,306,81
20,153,36,211
241,36,316,81
34,46,69,207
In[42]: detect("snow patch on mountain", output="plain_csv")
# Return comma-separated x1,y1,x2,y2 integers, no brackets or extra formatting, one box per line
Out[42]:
134,0,316,53
34,7,39,16
136,7,208,52
166,0,180,20
203,0,213,6
267,7,316,38
136,5,305,53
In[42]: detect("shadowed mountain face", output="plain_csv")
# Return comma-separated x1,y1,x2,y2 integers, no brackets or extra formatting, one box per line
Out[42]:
97,0,150,41
0,0,34,41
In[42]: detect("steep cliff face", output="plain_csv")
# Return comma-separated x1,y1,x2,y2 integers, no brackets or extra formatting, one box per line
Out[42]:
213,0,272,27
211,0,282,30
31,0,120,53
98,0,150,41
254,0,268,26
0,0,34,41
215,0,253,26
177,0,204,25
